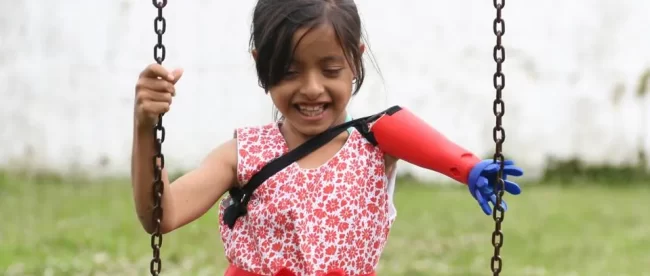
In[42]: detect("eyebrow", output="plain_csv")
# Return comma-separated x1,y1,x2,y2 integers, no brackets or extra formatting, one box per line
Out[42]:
320,56,345,63
290,55,346,66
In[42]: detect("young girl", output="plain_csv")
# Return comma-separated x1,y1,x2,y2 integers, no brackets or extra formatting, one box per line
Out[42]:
131,0,524,275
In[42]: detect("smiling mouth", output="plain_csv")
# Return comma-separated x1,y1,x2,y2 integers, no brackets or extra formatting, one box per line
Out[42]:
294,103,329,117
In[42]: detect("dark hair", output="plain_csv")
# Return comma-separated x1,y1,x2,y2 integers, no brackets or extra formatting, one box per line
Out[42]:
250,0,367,95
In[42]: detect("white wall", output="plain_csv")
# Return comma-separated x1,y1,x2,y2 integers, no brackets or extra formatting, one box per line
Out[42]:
1,0,649,182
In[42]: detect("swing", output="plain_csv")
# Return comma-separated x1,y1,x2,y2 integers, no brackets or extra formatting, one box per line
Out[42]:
146,0,509,275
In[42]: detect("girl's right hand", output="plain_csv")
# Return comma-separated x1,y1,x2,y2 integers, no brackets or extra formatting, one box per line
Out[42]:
134,63,184,129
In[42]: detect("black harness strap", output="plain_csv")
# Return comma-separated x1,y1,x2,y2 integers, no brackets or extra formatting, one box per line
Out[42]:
222,106,401,229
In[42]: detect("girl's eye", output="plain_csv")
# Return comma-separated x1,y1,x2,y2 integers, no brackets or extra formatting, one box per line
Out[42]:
284,70,299,79
323,68,342,77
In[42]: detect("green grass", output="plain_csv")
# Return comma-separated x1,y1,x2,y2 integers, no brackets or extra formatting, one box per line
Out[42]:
1,176,649,276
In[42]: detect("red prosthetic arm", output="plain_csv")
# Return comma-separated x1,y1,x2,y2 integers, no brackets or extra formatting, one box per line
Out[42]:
369,106,481,184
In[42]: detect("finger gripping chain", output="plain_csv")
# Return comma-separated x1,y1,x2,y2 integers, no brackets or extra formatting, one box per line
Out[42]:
491,0,507,275
150,1,167,275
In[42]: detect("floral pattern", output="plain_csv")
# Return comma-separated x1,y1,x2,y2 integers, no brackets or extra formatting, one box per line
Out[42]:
219,123,396,275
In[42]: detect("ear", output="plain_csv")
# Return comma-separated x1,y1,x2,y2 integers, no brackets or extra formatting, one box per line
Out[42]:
251,49,258,61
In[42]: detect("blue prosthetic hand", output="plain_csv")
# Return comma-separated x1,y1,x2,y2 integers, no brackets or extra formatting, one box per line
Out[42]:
467,159,524,215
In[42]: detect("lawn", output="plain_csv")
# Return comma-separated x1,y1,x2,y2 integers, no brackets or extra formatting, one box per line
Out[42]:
1,175,649,276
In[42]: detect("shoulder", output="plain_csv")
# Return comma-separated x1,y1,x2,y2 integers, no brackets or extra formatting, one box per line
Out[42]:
359,119,399,172
204,122,274,165
234,122,286,153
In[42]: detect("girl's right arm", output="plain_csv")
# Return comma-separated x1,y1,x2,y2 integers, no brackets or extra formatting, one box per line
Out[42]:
131,64,237,234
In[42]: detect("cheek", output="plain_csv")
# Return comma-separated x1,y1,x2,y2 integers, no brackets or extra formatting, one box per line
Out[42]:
327,81,353,108
268,86,293,111
329,78,354,97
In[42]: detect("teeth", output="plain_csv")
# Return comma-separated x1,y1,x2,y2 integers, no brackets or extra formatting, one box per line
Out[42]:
298,104,324,111
297,104,326,117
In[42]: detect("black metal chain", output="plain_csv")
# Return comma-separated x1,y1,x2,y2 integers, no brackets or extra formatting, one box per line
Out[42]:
490,0,506,275
150,0,167,275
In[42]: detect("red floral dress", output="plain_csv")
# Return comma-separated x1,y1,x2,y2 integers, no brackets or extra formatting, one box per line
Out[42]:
218,122,397,276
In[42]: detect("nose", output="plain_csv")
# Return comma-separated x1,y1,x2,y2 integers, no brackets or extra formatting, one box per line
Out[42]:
299,72,325,100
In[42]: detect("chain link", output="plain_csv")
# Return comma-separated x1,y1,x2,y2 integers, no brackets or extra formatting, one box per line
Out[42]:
150,0,167,275
491,0,506,275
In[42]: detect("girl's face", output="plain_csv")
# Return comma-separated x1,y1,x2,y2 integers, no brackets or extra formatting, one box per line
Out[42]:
267,23,363,137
